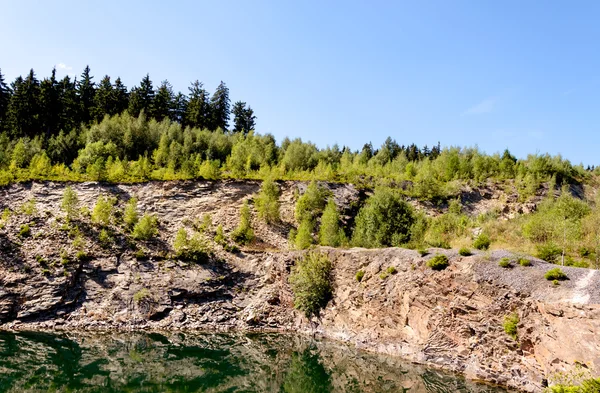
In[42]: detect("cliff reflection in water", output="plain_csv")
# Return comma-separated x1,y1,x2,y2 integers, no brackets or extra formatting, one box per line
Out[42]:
0,331,509,393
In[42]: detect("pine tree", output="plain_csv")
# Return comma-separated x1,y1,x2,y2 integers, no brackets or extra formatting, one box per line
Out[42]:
128,74,154,118
232,101,256,134
8,69,41,137
153,80,174,121
92,75,114,122
39,68,61,136
171,92,188,123
185,80,210,129
0,69,12,132
112,77,129,115
209,81,230,131
57,76,79,132
77,65,96,124
319,199,345,247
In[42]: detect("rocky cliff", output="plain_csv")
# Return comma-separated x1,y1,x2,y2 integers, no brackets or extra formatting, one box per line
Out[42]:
1,181,599,392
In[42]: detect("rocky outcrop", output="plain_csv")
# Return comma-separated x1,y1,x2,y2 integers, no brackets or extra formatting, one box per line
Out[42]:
1,181,600,392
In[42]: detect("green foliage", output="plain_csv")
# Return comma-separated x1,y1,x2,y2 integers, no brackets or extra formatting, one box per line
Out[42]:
537,242,562,263
91,194,116,227
380,266,397,279
231,201,255,245
99,229,112,248
132,213,158,240
352,188,415,248
503,313,519,340
427,254,449,271
133,288,152,304
418,248,429,257
355,270,365,282
60,187,79,221
498,257,511,268
545,268,568,281
173,228,210,263
255,179,281,224
319,199,346,247
18,224,30,237
473,233,491,250
214,224,226,244
289,252,333,319
123,197,139,230
19,199,37,216
518,257,532,267
295,181,331,223
458,247,472,256
197,214,212,232
294,218,315,250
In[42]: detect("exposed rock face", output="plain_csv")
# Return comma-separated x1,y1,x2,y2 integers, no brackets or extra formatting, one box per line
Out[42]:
1,181,599,392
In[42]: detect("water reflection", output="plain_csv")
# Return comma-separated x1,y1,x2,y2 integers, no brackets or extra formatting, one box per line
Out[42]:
0,331,509,393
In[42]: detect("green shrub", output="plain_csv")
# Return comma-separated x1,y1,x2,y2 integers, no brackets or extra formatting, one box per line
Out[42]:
255,178,281,224
518,257,532,267
60,187,79,221
545,268,568,281
123,197,139,230
134,249,146,260
132,213,158,240
503,312,519,340
294,218,314,250
498,257,511,268
173,228,210,263
418,248,429,257
196,214,212,233
352,188,415,248
537,242,562,263
19,199,37,216
427,254,449,271
380,266,397,279
458,247,472,256
295,181,331,222
214,224,226,244
355,270,365,282
99,229,112,248
91,194,116,227
133,288,152,304
319,199,346,247
553,279,560,286
289,252,333,319
60,250,69,265
232,201,255,245
18,224,31,237
473,233,491,250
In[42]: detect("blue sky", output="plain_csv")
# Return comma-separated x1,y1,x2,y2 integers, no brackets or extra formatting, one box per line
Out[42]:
2,1,600,165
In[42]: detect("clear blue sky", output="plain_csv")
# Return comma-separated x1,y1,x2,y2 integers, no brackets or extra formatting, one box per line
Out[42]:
2,1,600,165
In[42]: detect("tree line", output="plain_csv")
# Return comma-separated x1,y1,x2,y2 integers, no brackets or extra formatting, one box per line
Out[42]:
0,66,257,138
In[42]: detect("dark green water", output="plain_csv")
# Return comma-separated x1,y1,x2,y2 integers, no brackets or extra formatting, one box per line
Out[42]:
0,331,510,393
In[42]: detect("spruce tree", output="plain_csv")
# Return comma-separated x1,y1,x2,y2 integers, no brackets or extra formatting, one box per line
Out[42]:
209,81,230,131
8,70,41,137
128,74,154,118
185,80,210,129
77,65,96,124
0,69,12,132
153,80,174,121
171,92,188,123
39,68,61,136
112,77,129,115
93,75,114,122
232,101,256,134
57,76,79,133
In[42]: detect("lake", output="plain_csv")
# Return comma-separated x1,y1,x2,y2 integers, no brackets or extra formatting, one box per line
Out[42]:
0,331,510,392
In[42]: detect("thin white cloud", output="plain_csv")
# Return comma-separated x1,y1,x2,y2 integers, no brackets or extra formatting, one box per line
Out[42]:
462,97,496,116
56,63,73,71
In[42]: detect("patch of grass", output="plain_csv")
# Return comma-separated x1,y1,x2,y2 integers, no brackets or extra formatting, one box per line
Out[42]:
545,268,568,281
418,248,429,257
60,250,70,265
19,199,37,216
98,229,112,248
355,270,365,282
134,249,146,260
498,257,511,268
503,312,519,340
427,254,449,271
76,250,89,261
553,279,560,286
458,247,472,256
